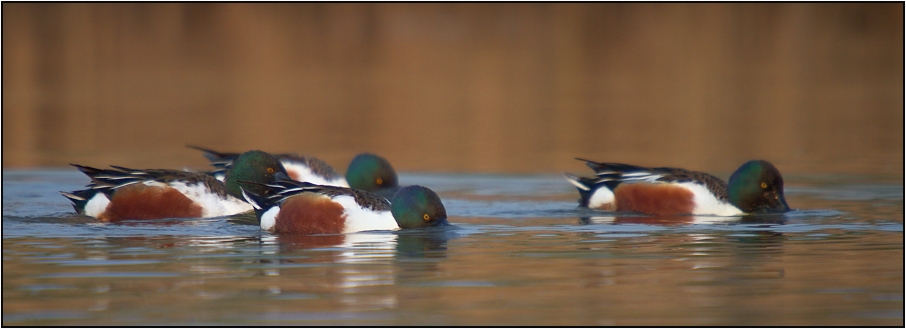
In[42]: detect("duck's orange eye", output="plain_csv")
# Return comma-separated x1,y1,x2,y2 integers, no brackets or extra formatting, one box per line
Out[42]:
760,182,768,189
423,214,430,221
267,167,275,174
376,178,383,185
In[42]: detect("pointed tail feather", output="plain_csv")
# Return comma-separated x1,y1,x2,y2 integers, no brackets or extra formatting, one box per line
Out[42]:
564,173,590,191
71,164,132,184
60,189,96,215
573,158,657,176
564,173,595,207
70,164,107,177
108,165,144,174
186,145,239,164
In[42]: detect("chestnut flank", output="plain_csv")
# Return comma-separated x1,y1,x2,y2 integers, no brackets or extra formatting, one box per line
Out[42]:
101,184,202,221
614,183,695,215
274,193,346,234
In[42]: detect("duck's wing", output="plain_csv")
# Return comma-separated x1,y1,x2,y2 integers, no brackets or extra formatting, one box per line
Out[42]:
241,179,390,212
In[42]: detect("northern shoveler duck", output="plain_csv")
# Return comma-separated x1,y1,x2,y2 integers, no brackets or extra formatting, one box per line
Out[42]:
565,159,790,216
190,147,401,199
61,150,288,221
241,177,448,235
188,145,348,187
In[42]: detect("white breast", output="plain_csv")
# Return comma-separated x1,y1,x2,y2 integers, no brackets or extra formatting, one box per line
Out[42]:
260,206,280,232
587,187,616,209
153,181,252,217
83,193,111,217
676,182,744,216
331,195,399,233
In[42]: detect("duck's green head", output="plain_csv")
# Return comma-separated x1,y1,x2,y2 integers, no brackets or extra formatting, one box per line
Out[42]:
223,150,287,199
727,160,790,214
390,185,449,229
346,153,398,192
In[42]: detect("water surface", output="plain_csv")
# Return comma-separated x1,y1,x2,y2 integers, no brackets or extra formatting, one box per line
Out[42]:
3,170,903,326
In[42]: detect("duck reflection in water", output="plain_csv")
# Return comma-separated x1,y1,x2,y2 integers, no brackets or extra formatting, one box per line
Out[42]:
393,228,461,282
264,226,458,260
249,227,459,311
578,213,788,226
275,234,348,252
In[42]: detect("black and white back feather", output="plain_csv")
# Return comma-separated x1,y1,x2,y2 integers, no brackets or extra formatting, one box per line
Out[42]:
65,164,226,197
188,145,343,182
240,179,390,214
566,158,730,203
61,164,227,213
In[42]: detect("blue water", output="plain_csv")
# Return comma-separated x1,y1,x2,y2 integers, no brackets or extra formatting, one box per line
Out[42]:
3,170,903,325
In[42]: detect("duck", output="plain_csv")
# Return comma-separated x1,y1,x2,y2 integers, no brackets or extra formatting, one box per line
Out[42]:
565,159,790,216
190,146,402,200
60,150,287,221
187,145,348,187
240,176,448,235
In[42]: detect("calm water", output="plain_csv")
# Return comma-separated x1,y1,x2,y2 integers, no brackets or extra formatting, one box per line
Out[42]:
3,169,903,326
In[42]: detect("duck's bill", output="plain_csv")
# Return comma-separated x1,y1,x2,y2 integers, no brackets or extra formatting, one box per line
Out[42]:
777,197,791,212
429,218,452,228
755,192,791,213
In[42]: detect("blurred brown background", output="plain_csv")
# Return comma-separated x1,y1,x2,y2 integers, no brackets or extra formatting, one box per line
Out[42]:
3,3,903,176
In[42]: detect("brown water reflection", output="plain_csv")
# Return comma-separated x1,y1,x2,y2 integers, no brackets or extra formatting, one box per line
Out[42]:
3,3,903,177
9,227,899,326
579,214,790,226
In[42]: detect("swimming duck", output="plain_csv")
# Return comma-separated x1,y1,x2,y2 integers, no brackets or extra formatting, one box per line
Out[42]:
61,150,287,221
190,147,401,200
241,177,448,235
188,145,348,187
565,159,790,216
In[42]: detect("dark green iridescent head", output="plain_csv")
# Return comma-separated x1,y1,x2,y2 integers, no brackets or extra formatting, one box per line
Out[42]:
223,150,287,199
727,160,790,214
390,185,449,229
346,153,398,192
